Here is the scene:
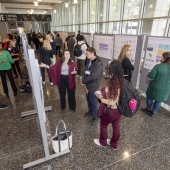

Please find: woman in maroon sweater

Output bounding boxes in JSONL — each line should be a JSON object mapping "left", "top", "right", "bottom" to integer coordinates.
{"left": 40, "top": 50, "right": 78, "bottom": 112}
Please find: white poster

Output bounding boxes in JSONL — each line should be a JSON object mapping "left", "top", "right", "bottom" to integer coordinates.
{"left": 93, "top": 35, "right": 114, "bottom": 60}
{"left": 114, "top": 35, "right": 138, "bottom": 65}
{"left": 143, "top": 37, "right": 170, "bottom": 70}
{"left": 83, "top": 34, "right": 91, "bottom": 47}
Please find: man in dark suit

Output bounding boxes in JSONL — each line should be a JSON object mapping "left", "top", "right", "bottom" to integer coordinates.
{"left": 68, "top": 34, "right": 76, "bottom": 61}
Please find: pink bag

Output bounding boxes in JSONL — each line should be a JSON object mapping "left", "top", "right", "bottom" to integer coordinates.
{"left": 129, "top": 99, "right": 137, "bottom": 111}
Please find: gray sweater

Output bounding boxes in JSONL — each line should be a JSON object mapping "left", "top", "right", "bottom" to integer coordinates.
{"left": 54, "top": 37, "right": 62, "bottom": 46}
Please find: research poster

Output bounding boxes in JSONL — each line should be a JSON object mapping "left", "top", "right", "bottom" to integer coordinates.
{"left": 114, "top": 35, "right": 138, "bottom": 65}
{"left": 83, "top": 34, "right": 91, "bottom": 47}
{"left": 93, "top": 35, "right": 114, "bottom": 60}
{"left": 143, "top": 37, "right": 170, "bottom": 70}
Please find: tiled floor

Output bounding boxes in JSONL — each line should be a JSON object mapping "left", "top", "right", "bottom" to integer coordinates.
{"left": 0, "top": 74, "right": 170, "bottom": 170}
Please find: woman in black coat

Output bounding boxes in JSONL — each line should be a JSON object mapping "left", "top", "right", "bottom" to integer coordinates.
{"left": 118, "top": 44, "right": 134, "bottom": 82}
{"left": 35, "top": 39, "right": 53, "bottom": 85}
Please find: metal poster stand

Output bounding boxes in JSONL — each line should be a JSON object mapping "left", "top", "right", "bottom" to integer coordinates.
{"left": 21, "top": 33, "right": 70, "bottom": 169}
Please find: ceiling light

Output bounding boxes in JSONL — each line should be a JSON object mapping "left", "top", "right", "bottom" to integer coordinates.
{"left": 37, "top": 0, "right": 42, "bottom": 1}
{"left": 149, "top": 4, "right": 153, "bottom": 8}
{"left": 44, "top": 11, "right": 46, "bottom": 13}
{"left": 65, "top": 2, "right": 69, "bottom": 8}
{"left": 74, "top": 0, "right": 78, "bottom": 4}
{"left": 31, "top": 9, "right": 34, "bottom": 12}
{"left": 27, "top": 10, "right": 29, "bottom": 13}
{"left": 33, "top": 2, "right": 39, "bottom": 6}
{"left": 54, "top": 10, "right": 56, "bottom": 13}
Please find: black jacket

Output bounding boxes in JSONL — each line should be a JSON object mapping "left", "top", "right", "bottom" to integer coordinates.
{"left": 82, "top": 56, "right": 103, "bottom": 93}
{"left": 121, "top": 57, "right": 134, "bottom": 82}
{"left": 68, "top": 38, "right": 76, "bottom": 53}
{"left": 36, "top": 47, "right": 53, "bottom": 66}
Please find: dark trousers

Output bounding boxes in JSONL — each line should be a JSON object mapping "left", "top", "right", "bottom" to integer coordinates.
{"left": 11, "top": 60, "right": 21, "bottom": 76}
{"left": 56, "top": 46, "right": 61, "bottom": 57}
{"left": 86, "top": 92, "right": 98, "bottom": 119}
{"left": 77, "top": 59, "right": 85, "bottom": 76}
{"left": 0, "top": 69, "right": 18, "bottom": 95}
{"left": 41, "top": 67, "right": 51, "bottom": 82}
{"left": 99, "top": 108, "right": 121, "bottom": 149}
{"left": 58, "top": 75, "right": 76, "bottom": 110}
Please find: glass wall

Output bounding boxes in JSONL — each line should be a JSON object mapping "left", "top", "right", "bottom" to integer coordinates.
{"left": 50, "top": 0, "right": 170, "bottom": 36}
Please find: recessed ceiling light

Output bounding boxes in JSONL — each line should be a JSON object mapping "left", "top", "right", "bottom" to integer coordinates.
{"left": 65, "top": 2, "right": 69, "bottom": 8}
{"left": 54, "top": 10, "right": 56, "bottom": 13}
{"left": 44, "top": 11, "right": 46, "bottom": 13}
{"left": 74, "top": 0, "right": 78, "bottom": 4}
{"left": 37, "top": 0, "right": 42, "bottom": 1}
{"left": 33, "top": 2, "right": 39, "bottom": 6}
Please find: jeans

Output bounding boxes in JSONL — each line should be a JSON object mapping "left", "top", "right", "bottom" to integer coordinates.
{"left": 146, "top": 97, "right": 161, "bottom": 114}
{"left": 86, "top": 92, "right": 98, "bottom": 119}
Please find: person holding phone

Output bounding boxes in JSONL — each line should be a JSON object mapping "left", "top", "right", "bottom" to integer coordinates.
{"left": 40, "top": 50, "right": 78, "bottom": 112}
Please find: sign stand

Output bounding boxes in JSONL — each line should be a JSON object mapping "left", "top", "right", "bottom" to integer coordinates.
{"left": 22, "top": 33, "right": 70, "bottom": 169}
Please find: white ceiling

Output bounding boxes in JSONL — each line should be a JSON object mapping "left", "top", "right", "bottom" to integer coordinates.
{"left": 0, "top": 0, "right": 64, "bottom": 14}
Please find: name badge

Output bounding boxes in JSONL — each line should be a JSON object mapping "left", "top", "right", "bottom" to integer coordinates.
{"left": 85, "top": 71, "right": 90, "bottom": 75}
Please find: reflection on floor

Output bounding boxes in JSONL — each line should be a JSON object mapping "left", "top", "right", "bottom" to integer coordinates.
{"left": 0, "top": 75, "right": 170, "bottom": 170}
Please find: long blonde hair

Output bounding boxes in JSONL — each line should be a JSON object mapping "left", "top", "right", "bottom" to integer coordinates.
{"left": 43, "top": 39, "right": 52, "bottom": 50}
{"left": 118, "top": 44, "right": 131, "bottom": 63}
{"left": 3, "top": 36, "right": 9, "bottom": 43}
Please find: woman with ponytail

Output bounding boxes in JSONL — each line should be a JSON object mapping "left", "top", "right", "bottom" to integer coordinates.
{"left": 141, "top": 52, "right": 170, "bottom": 118}
{"left": 94, "top": 60, "right": 124, "bottom": 150}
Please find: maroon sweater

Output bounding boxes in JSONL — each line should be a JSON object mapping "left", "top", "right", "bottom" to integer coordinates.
{"left": 49, "top": 61, "right": 78, "bottom": 89}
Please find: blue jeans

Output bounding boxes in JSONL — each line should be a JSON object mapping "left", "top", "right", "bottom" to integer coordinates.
{"left": 146, "top": 97, "right": 161, "bottom": 114}
{"left": 86, "top": 92, "right": 98, "bottom": 119}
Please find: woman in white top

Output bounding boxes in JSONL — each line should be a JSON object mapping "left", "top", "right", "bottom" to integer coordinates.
{"left": 74, "top": 35, "right": 87, "bottom": 79}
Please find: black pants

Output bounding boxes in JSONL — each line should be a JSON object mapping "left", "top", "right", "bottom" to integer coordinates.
{"left": 41, "top": 67, "right": 51, "bottom": 82}
{"left": 56, "top": 46, "right": 61, "bottom": 57}
{"left": 58, "top": 75, "right": 76, "bottom": 110}
{"left": 0, "top": 69, "right": 18, "bottom": 95}
{"left": 11, "top": 60, "right": 21, "bottom": 76}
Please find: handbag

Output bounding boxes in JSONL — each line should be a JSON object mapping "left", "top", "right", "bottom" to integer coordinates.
{"left": 51, "top": 119, "right": 72, "bottom": 153}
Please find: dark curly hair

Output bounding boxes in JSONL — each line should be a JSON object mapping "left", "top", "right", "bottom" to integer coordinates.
{"left": 107, "top": 60, "right": 124, "bottom": 101}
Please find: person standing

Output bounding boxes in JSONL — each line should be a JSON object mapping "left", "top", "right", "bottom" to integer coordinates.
{"left": 35, "top": 39, "right": 53, "bottom": 85}
{"left": 14, "top": 32, "right": 20, "bottom": 50}
{"left": 46, "top": 33, "right": 56, "bottom": 65}
{"left": 54, "top": 34, "right": 62, "bottom": 58}
{"left": 7, "top": 41, "right": 22, "bottom": 78}
{"left": 82, "top": 47, "right": 103, "bottom": 125}
{"left": 33, "top": 34, "right": 40, "bottom": 50}
{"left": 118, "top": 44, "right": 134, "bottom": 82}
{"left": 0, "top": 42, "right": 18, "bottom": 97}
{"left": 40, "top": 50, "right": 78, "bottom": 111}
{"left": 76, "top": 30, "right": 80, "bottom": 42}
{"left": 68, "top": 34, "right": 76, "bottom": 61}
{"left": 75, "top": 35, "right": 87, "bottom": 79}
{"left": 141, "top": 52, "right": 170, "bottom": 117}
{"left": 94, "top": 60, "right": 124, "bottom": 150}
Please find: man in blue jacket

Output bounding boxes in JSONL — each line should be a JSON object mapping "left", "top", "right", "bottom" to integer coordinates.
{"left": 82, "top": 47, "right": 103, "bottom": 125}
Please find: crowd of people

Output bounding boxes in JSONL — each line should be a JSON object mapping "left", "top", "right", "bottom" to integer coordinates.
{"left": 0, "top": 30, "right": 170, "bottom": 151}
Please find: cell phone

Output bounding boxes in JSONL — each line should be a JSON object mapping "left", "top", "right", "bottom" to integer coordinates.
{"left": 95, "top": 91, "right": 102, "bottom": 95}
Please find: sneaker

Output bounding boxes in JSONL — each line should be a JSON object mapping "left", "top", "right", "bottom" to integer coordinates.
{"left": 94, "top": 139, "right": 106, "bottom": 147}
{"left": 107, "top": 140, "right": 118, "bottom": 150}
{"left": 150, "top": 111, "right": 156, "bottom": 118}
{"left": 42, "top": 82, "right": 45, "bottom": 85}
{"left": 92, "top": 118, "right": 98, "bottom": 126}
{"left": 50, "top": 82, "right": 53, "bottom": 86}
{"left": 84, "top": 111, "right": 92, "bottom": 117}
{"left": 141, "top": 108, "right": 152, "bottom": 115}
{"left": 0, "top": 104, "right": 9, "bottom": 109}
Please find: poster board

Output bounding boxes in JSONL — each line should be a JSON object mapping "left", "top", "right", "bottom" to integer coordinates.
{"left": 139, "top": 36, "right": 170, "bottom": 105}
{"left": 113, "top": 35, "right": 144, "bottom": 87}
{"left": 93, "top": 34, "right": 114, "bottom": 60}
{"left": 82, "top": 32, "right": 92, "bottom": 47}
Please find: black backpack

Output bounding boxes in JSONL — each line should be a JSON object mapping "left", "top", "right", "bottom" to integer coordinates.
{"left": 74, "top": 43, "right": 85, "bottom": 57}
{"left": 117, "top": 79, "right": 141, "bottom": 118}
{"left": 21, "top": 65, "right": 29, "bottom": 79}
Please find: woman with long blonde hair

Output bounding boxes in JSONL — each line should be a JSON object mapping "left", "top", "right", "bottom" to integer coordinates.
{"left": 118, "top": 44, "right": 134, "bottom": 82}
{"left": 3, "top": 36, "right": 9, "bottom": 50}
{"left": 35, "top": 39, "right": 53, "bottom": 85}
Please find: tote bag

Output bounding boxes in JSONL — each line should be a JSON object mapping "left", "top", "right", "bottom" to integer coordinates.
{"left": 51, "top": 119, "right": 72, "bottom": 153}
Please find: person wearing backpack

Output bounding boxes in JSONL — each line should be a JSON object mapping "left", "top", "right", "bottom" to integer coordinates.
{"left": 141, "top": 52, "right": 170, "bottom": 118}
{"left": 94, "top": 60, "right": 124, "bottom": 150}
{"left": 118, "top": 44, "right": 134, "bottom": 82}
{"left": 74, "top": 35, "right": 87, "bottom": 79}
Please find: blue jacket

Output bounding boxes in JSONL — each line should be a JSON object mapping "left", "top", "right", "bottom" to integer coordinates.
{"left": 50, "top": 41, "right": 56, "bottom": 55}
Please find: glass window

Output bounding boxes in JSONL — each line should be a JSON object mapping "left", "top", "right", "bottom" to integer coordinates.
{"left": 72, "top": 4, "right": 76, "bottom": 24}
{"left": 89, "top": 24, "right": 95, "bottom": 33}
{"left": 98, "top": 23, "right": 106, "bottom": 33}
{"left": 141, "top": 19, "right": 167, "bottom": 36}
{"left": 143, "top": 0, "right": 170, "bottom": 18}
{"left": 82, "top": 0, "right": 88, "bottom": 23}
{"left": 76, "top": 0, "right": 81, "bottom": 24}
{"left": 68, "top": 5, "right": 72, "bottom": 25}
{"left": 108, "top": 22, "right": 120, "bottom": 34}
{"left": 98, "top": 0, "right": 107, "bottom": 22}
{"left": 109, "top": 0, "right": 121, "bottom": 21}
{"left": 122, "top": 21, "right": 138, "bottom": 35}
{"left": 123, "top": 0, "right": 142, "bottom": 20}
{"left": 82, "top": 24, "right": 88, "bottom": 32}
{"left": 90, "top": 0, "right": 96, "bottom": 23}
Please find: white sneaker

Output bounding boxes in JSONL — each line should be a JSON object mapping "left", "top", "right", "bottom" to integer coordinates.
{"left": 107, "top": 139, "right": 118, "bottom": 150}
{"left": 50, "top": 82, "right": 53, "bottom": 86}
{"left": 77, "top": 75, "right": 80, "bottom": 77}
{"left": 94, "top": 139, "right": 106, "bottom": 147}
{"left": 42, "top": 82, "right": 45, "bottom": 85}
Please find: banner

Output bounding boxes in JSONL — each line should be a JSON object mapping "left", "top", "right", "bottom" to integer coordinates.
{"left": 0, "top": 14, "right": 51, "bottom": 22}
